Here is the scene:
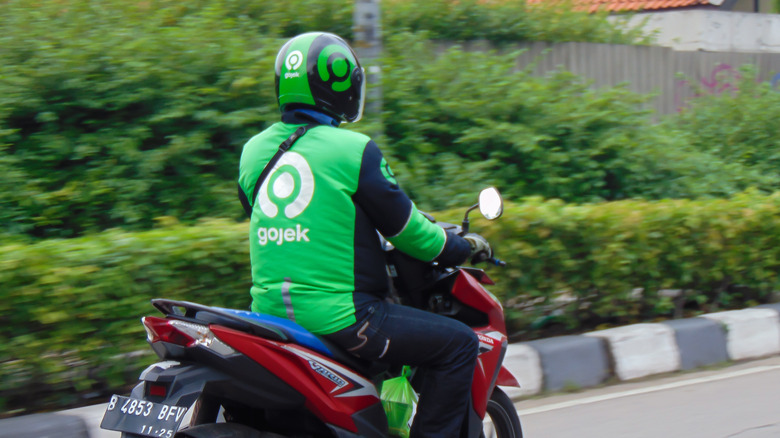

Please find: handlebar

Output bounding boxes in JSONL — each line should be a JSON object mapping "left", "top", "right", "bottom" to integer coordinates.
{"left": 420, "top": 219, "right": 508, "bottom": 267}
{"left": 488, "top": 257, "right": 507, "bottom": 267}
{"left": 470, "top": 249, "right": 507, "bottom": 268}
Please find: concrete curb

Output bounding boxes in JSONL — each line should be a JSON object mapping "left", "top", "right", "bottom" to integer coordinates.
{"left": 524, "top": 335, "right": 610, "bottom": 392}
{"left": 0, "top": 412, "right": 91, "bottom": 438}
{"left": 6, "top": 304, "right": 780, "bottom": 437}
{"left": 585, "top": 323, "right": 680, "bottom": 380}
{"left": 662, "top": 317, "right": 728, "bottom": 370}
{"left": 757, "top": 302, "right": 780, "bottom": 315}
{"left": 701, "top": 308, "right": 780, "bottom": 360}
{"left": 502, "top": 343, "right": 544, "bottom": 399}
{"left": 507, "top": 304, "right": 780, "bottom": 397}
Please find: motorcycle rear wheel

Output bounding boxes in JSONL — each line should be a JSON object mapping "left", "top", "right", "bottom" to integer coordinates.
{"left": 121, "top": 423, "right": 277, "bottom": 438}
{"left": 481, "top": 387, "right": 523, "bottom": 438}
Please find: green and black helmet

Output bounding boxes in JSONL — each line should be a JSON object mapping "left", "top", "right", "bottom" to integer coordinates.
{"left": 274, "top": 32, "right": 366, "bottom": 123}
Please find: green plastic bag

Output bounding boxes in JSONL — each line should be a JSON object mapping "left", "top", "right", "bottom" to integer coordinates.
{"left": 380, "top": 366, "right": 418, "bottom": 438}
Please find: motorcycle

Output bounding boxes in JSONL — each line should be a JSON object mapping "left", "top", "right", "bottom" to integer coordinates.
{"left": 100, "top": 187, "right": 523, "bottom": 438}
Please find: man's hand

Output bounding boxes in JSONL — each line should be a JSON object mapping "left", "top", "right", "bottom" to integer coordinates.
{"left": 464, "top": 233, "right": 492, "bottom": 263}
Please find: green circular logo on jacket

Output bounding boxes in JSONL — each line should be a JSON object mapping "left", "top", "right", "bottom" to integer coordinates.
{"left": 257, "top": 152, "right": 315, "bottom": 219}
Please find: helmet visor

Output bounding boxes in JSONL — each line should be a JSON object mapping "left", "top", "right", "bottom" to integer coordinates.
{"left": 351, "top": 67, "right": 366, "bottom": 123}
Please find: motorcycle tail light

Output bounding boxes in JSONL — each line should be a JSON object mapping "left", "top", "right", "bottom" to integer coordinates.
{"left": 148, "top": 383, "right": 167, "bottom": 397}
{"left": 143, "top": 316, "right": 196, "bottom": 346}
{"left": 142, "top": 316, "right": 235, "bottom": 356}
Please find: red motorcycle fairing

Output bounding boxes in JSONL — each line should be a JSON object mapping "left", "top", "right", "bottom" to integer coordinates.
{"left": 450, "top": 270, "right": 519, "bottom": 418}
{"left": 451, "top": 271, "right": 506, "bottom": 334}
{"left": 210, "top": 324, "right": 387, "bottom": 436}
{"left": 470, "top": 328, "right": 508, "bottom": 417}
{"left": 497, "top": 366, "right": 521, "bottom": 387}
{"left": 461, "top": 267, "right": 495, "bottom": 285}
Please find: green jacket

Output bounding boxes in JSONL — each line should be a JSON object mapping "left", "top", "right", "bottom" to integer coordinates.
{"left": 238, "top": 111, "right": 470, "bottom": 334}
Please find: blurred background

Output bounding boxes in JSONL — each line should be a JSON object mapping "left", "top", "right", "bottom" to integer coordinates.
{"left": 3, "top": 0, "right": 780, "bottom": 418}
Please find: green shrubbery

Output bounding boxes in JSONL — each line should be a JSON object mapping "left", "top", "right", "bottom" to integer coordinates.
{"left": 2, "top": 4, "right": 772, "bottom": 239}
{"left": 0, "top": 218, "right": 251, "bottom": 414}
{"left": 4, "top": 193, "right": 780, "bottom": 413}
{"left": 664, "top": 66, "right": 780, "bottom": 179}
{"left": 486, "top": 193, "right": 780, "bottom": 337}
{"left": 383, "top": 0, "right": 653, "bottom": 45}
{"left": 381, "top": 34, "right": 777, "bottom": 210}
{"left": 0, "top": 0, "right": 656, "bottom": 239}
{"left": 0, "top": 1, "right": 283, "bottom": 238}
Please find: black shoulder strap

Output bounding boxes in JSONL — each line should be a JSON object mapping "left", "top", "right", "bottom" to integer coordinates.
{"left": 239, "top": 123, "right": 317, "bottom": 218}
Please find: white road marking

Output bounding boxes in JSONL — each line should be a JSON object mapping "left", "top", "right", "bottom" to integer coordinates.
{"left": 516, "top": 364, "right": 780, "bottom": 416}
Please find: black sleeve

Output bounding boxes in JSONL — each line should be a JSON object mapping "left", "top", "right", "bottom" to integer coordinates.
{"left": 438, "top": 231, "right": 472, "bottom": 267}
{"left": 354, "top": 140, "right": 472, "bottom": 266}
{"left": 353, "top": 140, "right": 414, "bottom": 237}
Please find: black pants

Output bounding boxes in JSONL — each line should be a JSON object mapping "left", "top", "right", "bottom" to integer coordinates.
{"left": 324, "top": 293, "right": 479, "bottom": 438}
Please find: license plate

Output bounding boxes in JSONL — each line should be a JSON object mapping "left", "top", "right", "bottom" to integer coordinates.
{"left": 100, "top": 395, "right": 188, "bottom": 438}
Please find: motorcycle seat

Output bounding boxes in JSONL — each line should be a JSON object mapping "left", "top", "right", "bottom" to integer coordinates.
{"left": 214, "top": 308, "right": 333, "bottom": 356}
{"left": 215, "top": 308, "right": 378, "bottom": 377}
{"left": 149, "top": 300, "right": 378, "bottom": 377}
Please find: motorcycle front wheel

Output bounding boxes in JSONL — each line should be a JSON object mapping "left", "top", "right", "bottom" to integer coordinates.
{"left": 481, "top": 387, "right": 523, "bottom": 438}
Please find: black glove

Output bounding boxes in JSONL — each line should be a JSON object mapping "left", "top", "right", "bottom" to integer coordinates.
{"left": 463, "top": 233, "right": 492, "bottom": 264}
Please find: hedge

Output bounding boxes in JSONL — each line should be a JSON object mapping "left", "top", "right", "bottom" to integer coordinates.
{"left": 0, "top": 0, "right": 657, "bottom": 240}
{"left": 382, "top": 0, "right": 653, "bottom": 45}
{"left": 3, "top": 1, "right": 776, "bottom": 240}
{"left": 4, "top": 192, "right": 780, "bottom": 413}
{"left": 664, "top": 66, "right": 780, "bottom": 180}
{"left": 381, "top": 34, "right": 777, "bottom": 210}
{"left": 0, "top": 1, "right": 282, "bottom": 238}
{"left": 487, "top": 192, "right": 780, "bottom": 336}
{"left": 0, "top": 218, "right": 252, "bottom": 415}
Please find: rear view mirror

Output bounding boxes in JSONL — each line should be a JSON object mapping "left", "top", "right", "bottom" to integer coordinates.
{"left": 478, "top": 187, "right": 503, "bottom": 220}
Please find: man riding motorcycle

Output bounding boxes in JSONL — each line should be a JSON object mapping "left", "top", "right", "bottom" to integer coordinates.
{"left": 237, "top": 32, "right": 492, "bottom": 438}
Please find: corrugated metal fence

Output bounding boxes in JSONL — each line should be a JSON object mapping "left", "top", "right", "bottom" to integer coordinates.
{"left": 503, "top": 42, "right": 780, "bottom": 114}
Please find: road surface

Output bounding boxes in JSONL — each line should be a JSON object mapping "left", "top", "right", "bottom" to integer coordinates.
{"left": 72, "top": 356, "right": 780, "bottom": 437}
{"left": 515, "top": 356, "right": 780, "bottom": 437}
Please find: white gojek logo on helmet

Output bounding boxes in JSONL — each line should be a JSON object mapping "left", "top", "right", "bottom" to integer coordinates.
{"left": 257, "top": 152, "right": 314, "bottom": 219}
{"left": 284, "top": 50, "right": 304, "bottom": 79}
{"left": 285, "top": 50, "right": 303, "bottom": 71}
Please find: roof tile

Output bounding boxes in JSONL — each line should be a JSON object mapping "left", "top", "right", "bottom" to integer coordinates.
{"left": 528, "top": 0, "right": 712, "bottom": 11}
